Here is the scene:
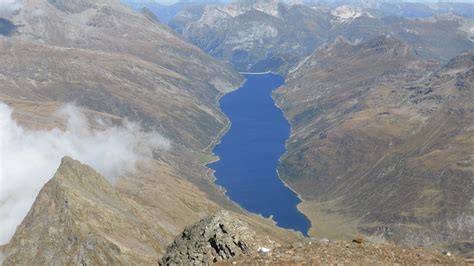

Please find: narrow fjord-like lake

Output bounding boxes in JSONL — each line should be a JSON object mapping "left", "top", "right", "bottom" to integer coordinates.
{"left": 209, "top": 73, "right": 310, "bottom": 236}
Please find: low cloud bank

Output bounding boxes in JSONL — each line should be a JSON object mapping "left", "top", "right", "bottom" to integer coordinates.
{"left": 0, "top": 102, "right": 169, "bottom": 244}
{"left": 0, "top": 0, "right": 22, "bottom": 17}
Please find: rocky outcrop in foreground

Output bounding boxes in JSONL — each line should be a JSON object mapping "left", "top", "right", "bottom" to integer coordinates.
{"left": 161, "top": 210, "right": 278, "bottom": 265}
{"left": 162, "top": 212, "right": 469, "bottom": 265}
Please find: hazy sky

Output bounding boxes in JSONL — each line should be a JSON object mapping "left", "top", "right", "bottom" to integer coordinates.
{"left": 0, "top": 0, "right": 22, "bottom": 17}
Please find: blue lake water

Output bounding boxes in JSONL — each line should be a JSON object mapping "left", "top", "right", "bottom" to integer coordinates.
{"left": 209, "top": 73, "right": 311, "bottom": 236}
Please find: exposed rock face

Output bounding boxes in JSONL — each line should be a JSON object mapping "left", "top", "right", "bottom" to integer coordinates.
{"left": 275, "top": 36, "right": 473, "bottom": 254}
{"left": 2, "top": 157, "right": 167, "bottom": 265}
{"left": 171, "top": 2, "right": 331, "bottom": 73}
{"left": 170, "top": 1, "right": 473, "bottom": 74}
{"left": 161, "top": 211, "right": 278, "bottom": 265}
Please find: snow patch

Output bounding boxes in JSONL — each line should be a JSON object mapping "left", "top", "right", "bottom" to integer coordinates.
{"left": 331, "top": 6, "right": 374, "bottom": 23}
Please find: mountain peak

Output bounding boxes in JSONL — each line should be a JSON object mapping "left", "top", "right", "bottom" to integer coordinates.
{"left": 2, "top": 157, "right": 167, "bottom": 264}
{"left": 444, "top": 51, "right": 474, "bottom": 70}
{"left": 326, "top": 35, "right": 353, "bottom": 51}
{"left": 359, "top": 35, "right": 412, "bottom": 57}
{"left": 51, "top": 156, "right": 118, "bottom": 197}
{"left": 56, "top": 156, "right": 97, "bottom": 178}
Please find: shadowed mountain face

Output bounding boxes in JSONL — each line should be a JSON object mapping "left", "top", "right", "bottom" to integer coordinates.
{"left": 170, "top": 2, "right": 473, "bottom": 74}
{"left": 274, "top": 36, "right": 473, "bottom": 253}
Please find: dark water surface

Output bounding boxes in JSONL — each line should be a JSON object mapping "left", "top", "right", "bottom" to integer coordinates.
{"left": 209, "top": 73, "right": 310, "bottom": 236}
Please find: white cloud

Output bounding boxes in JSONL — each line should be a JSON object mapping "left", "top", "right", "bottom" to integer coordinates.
{"left": 0, "top": 102, "right": 170, "bottom": 245}
{"left": 0, "top": 0, "right": 22, "bottom": 17}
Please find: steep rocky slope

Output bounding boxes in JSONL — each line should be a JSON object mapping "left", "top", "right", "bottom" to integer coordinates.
{"left": 274, "top": 36, "right": 473, "bottom": 254}
{"left": 0, "top": 38, "right": 228, "bottom": 150}
{"left": 0, "top": 0, "right": 244, "bottom": 191}
{"left": 170, "top": 1, "right": 473, "bottom": 74}
{"left": 2, "top": 157, "right": 169, "bottom": 264}
{"left": 0, "top": 36, "right": 239, "bottom": 227}
{"left": 0, "top": 0, "right": 244, "bottom": 245}
{"left": 10, "top": 0, "right": 241, "bottom": 95}
{"left": 1, "top": 158, "right": 300, "bottom": 264}
{"left": 3, "top": 0, "right": 243, "bottom": 150}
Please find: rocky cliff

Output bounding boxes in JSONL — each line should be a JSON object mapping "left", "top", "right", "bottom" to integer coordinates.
{"left": 161, "top": 210, "right": 277, "bottom": 265}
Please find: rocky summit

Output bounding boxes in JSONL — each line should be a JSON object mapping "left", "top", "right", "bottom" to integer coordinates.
{"left": 161, "top": 210, "right": 278, "bottom": 265}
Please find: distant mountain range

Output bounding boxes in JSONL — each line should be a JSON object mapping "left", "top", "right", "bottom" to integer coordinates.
{"left": 122, "top": 0, "right": 220, "bottom": 22}
{"left": 169, "top": 0, "right": 473, "bottom": 73}
{"left": 307, "top": 0, "right": 474, "bottom": 18}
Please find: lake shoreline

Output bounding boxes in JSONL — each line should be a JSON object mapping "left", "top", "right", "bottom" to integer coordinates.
{"left": 207, "top": 73, "right": 311, "bottom": 236}
{"left": 272, "top": 91, "right": 313, "bottom": 237}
